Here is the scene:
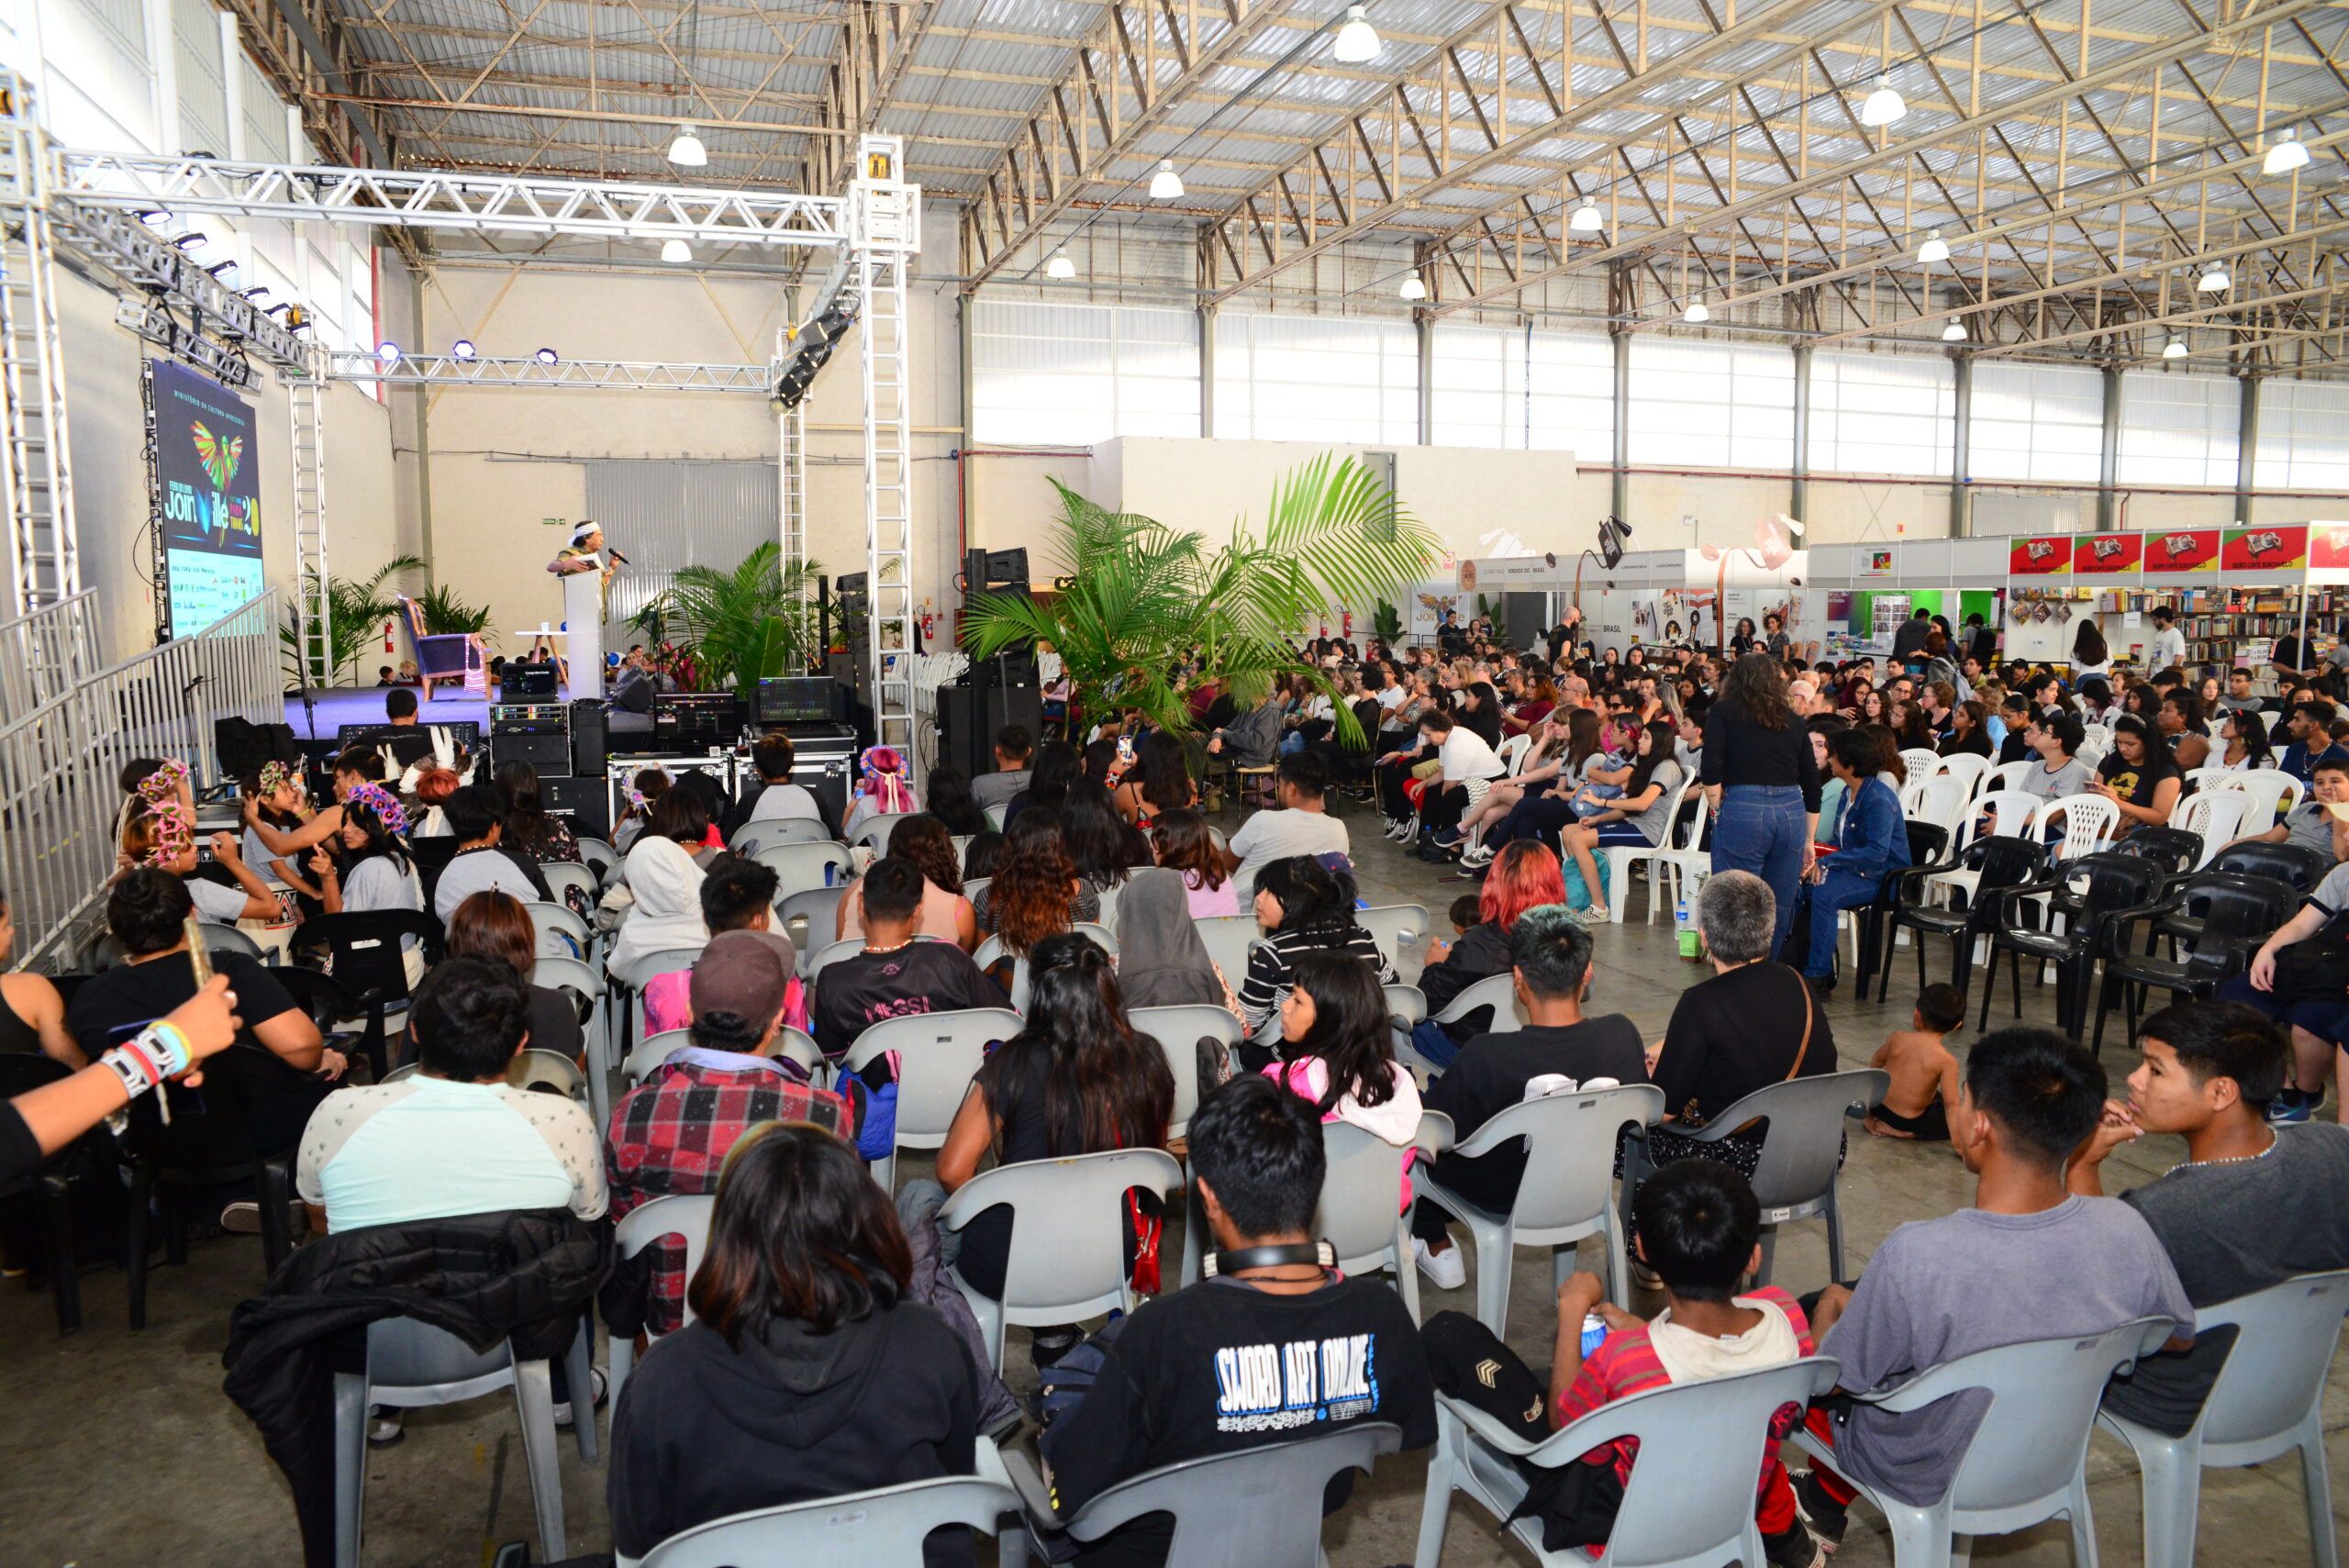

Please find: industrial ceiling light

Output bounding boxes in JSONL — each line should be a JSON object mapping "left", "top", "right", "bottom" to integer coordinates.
{"left": 1942, "top": 318, "right": 1966, "bottom": 341}
{"left": 534, "top": 347, "right": 561, "bottom": 365}
{"left": 2264, "top": 132, "right": 2310, "bottom": 175}
{"left": 2197, "top": 261, "right": 2231, "bottom": 293}
{"left": 661, "top": 238, "right": 693, "bottom": 263}
{"left": 1045, "top": 250, "right": 1076, "bottom": 279}
{"left": 1918, "top": 229, "right": 1950, "bottom": 264}
{"left": 2163, "top": 337, "right": 2188, "bottom": 359}
{"left": 451, "top": 339, "right": 477, "bottom": 361}
{"left": 1683, "top": 295, "right": 1710, "bottom": 323}
{"left": 1859, "top": 74, "right": 1907, "bottom": 128}
{"left": 375, "top": 341, "right": 401, "bottom": 365}
{"left": 667, "top": 123, "right": 707, "bottom": 167}
{"left": 1399, "top": 269, "right": 1427, "bottom": 301}
{"left": 1149, "top": 159, "right": 1185, "bottom": 200}
{"left": 1332, "top": 5, "right": 1380, "bottom": 61}
{"left": 1569, "top": 200, "right": 1604, "bottom": 234}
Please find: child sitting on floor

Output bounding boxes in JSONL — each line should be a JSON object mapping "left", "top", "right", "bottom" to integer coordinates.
{"left": 1863, "top": 983, "right": 1964, "bottom": 1140}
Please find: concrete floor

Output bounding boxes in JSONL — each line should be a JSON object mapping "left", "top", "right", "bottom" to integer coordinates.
{"left": 6, "top": 790, "right": 2346, "bottom": 1567}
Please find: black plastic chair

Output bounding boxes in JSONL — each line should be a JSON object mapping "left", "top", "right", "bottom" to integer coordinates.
{"left": 2207, "top": 840, "right": 2329, "bottom": 894}
{"left": 1854, "top": 820, "right": 1949, "bottom": 995}
{"left": 1878, "top": 835, "right": 2050, "bottom": 1004}
{"left": 2108, "top": 827, "right": 2206, "bottom": 884}
{"left": 288, "top": 910, "right": 446, "bottom": 1080}
{"left": 0, "top": 1054, "right": 109, "bottom": 1334}
{"left": 121, "top": 1074, "right": 295, "bottom": 1329}
{"left": 2091, "top": 873, "right": 2301, "bottom": 1056}
{"left": 408, "top": 836, "right": 460, "bottom": 905}
{"left": 1978, "top": 853, "right": 2168, "bottom": 1042}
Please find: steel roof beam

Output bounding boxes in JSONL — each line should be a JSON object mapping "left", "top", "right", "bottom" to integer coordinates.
{"left": 327, "top": 353, "right": 774, "bottom": 389}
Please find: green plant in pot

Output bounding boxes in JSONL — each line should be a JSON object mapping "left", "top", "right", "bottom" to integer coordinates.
{"left": 630, "top": 542, "right": 823, "bottom": 695}
{"left": 280, "top": 554, "right": 427, "bottom": 686}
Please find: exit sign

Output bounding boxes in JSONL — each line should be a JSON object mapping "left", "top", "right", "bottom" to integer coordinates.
{"left": 543, "top": 517, "right": 567, "bottom": 527}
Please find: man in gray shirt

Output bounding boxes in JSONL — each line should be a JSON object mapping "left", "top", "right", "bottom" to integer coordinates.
{"left": 1792, "top": 1027, "right": 2193, "bottom": 1541}
{"left": 2070, "top": 1000, "right": 2349, "bottom": 1438}
{"left": 2230, "top": 757, "right": 2348, "bottom": 865}
{"left": 429, "top": 784, "right": 551, "bottom": 924}
{"left": 970, "top": 725, "right": 1033, "bottom": 811}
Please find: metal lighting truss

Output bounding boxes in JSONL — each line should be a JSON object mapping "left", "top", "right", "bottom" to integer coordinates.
{"left": 50, "top": 200, "right": 316, "bottom": 373}
{"left": 52, "top": 150, "right": 853, "bottom": 248}
{"left": 289, "top": 378, "right": 330, "bottom": 687}
{"left": 848, "top": 139, "right": 919, "bottom": 759}
{"left": 0, "top": 80, "right": 79, "bottom": 617}
{"left": 328, "top": 353, "right": 774, "bottom": 391}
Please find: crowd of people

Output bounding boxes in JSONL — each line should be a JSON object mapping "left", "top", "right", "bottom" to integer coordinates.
{"left": 6, "top": 609, "right": 2349, "bottom": 1568}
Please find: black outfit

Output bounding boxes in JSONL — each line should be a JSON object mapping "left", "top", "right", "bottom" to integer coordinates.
{"left": 68, "top": 952, "right": 321, "bottom": 1158}
{"left": 1461, "top": 702, "right": 1503, "bottom": 751}
{"left": 1546, "top": 625, "right": 1571, "bottom": 664}
{"left": 1698, "top": 705, "right": 1824, "bottom": 812}
{"left": 1998, "top": 727, "right": 2032, "bottom": 766}
{"left": 610, "top": 1301, "right": 982, "bottom": 1565}
{"left": 952, "top": 1056, "right": 1143, "bottom": 1300}
{"left": 1416, "top": 921, "right": 1515, "bottom": 1051}
{"left": 1938, "top": 728, "right": 1992, "bottom": 758}
{"left": 1967, "top": 624, "right": 1998, "bottom": 665}
{"left": 1649, "top": 961, "right": 1835, "bottom": 1126}
{"left": 2274, "top": 634, "right": 2307, "bottom": 678}
{"left": 1891, "top": 617, "right": 1932, "bottom": 662}
{"left": 0, "top": 1103, "right": 43, "bottom": 1188}
{"left": 1411, "top": 1018, "right": 1649, "bottom": 1244}
{"left": 0, "top": 988, "right": 41, "bottom": 1055}
{"left": 2098, "top": 751, "right": 2179, "bottom": 819}
{"left": 809, "top": 943, "right": 1007, "bottom": 1059}
{"left": 1044, "top": 1274, "right": 1436, "bottom": 1567}
{"left": 221, "top": 1207, "right": 609, "bottom": 1567}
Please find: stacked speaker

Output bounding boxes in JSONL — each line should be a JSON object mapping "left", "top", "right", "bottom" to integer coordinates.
{"left": 941, "top": 547, "right": 1042, "bottom": 779}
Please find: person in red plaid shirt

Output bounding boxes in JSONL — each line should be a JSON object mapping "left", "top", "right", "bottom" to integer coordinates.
{"left": 605, "top": 930, "right": 855, "bottom": 1334}
{"left": 1552, "top": 1160, "right": 1822, "bottom": 1568}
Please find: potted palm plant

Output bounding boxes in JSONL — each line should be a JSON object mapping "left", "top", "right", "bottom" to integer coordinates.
{"left": 629, "top": 542, "right": 823, "bottom": 695}
{"left": 280, "top": 555, "right": 427, "bottom": 687}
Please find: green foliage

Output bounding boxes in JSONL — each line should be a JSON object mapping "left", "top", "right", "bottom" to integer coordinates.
{"left": 411, "top": 584, "right": 492, "bottom": 636}
{"left": 960, "top": 454, "right": 1439, "bottom": 746}
{"left": 280, "top": 555, "right": 427, "bottom": 686}
{"left": 629, "top": 543, "right": 823, "bottom": 695}
{"left": 1372, "top": 599, "right": 1404, "bottom": 644}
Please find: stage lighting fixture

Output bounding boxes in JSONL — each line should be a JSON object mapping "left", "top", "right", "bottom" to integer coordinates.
{"left": 661, "top": 238, "right": 693, "bottom": 263}
{"left": 2197, "top": 261, "right": 2230, "bottom": 293}
{"left": 2163, "top": 337, "right": 2188, "bottom": 359}
{"left": 1332, "top": 5, "right": 1380, "bottom": 61}
{"left": 667, "top": 124, "right": 707, "bottom": 166}
{"left": 205, "top": 261, "right": 237, "bottom": 280}
{"left": 451, "top": 339, "right": 477, "bottom": 361}
{"left": 240, "top": 287, "right": 269, "bottom": 301}
{"left": 1942, "top": 319, "right": 1966, "bottom": 341}
{"left": 1683, "top": 296, "right": 1710, "bottom": 323}
{"left": 2265, "top": 133, "right": 2310, "bottom": 175}
{"left": 1859, "top": 75, "right": 1907, "bottom": 128}
{"left": 535, "top": 347, "right": 561, "bottom": 365}
{"left": 376, "top": 341, "right": 401, "bottom": 365}
{"left": 264, "top": 303, "right": 290, "bottom": 317}
{"left": 1918, "top": 229, "right": 1949, "bottom": 263}
{"left": 172, "top": 232, "right": 206, "bottom": 251}
{"left": 1046, "top": 250, "right": 1075, "bottom": 279}
{"left": 1149, "top": 159, "right": 1185, "bottom": 200}
{"left": 1398, "top": 270, "right": 1427, "bottom": 301}
{"left": 138, "top": 209, "right": 171, "bottom": 227}
{"left": 1597, "top": 514, "right": 1631, "bottom": 569}
{"left": 1569, "top": 200, "right": 1604, "bottom": 233}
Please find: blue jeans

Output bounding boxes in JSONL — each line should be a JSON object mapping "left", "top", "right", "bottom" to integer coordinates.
{"left": 1712, "top": 784, "right": 1809, "bottom": 960}
{"left": 1801, "top": 866, "right": 1881, "bottom": 979}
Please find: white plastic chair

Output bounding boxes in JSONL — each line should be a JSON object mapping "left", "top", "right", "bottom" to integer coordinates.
{"left": 623, "top": 1025, "right": 823, "bottom": 1087}
{"left": 605, "top": 1194, "right": 716, "bottom": 1408}
{"left": 983, "top": 802, "right": 1008, "bottom": 831}
{"left": 608, "top": 945, "right": 706, "bottom": 1085}
{"left": 1899, "top": 775, "right": 1968, "bottom": 835}
{"left": 1602, "top": 772, "right": 1695, "bottom": 925}
{"left": 2032, "top": 793, "right": 2121, "bottom": 859}
{"left": 1899, "top": 746, "right": 1943, "bottom": 781}
{"left": 1646, "top": 787, "right": 1715, "bottom": 925}
{"left": 333, "top": 1315, "right": 597, "bottom": 1567}
{"left": 1987, "top": 759, "right": 2034, "bottom": 796}
{"left": 2082, "top": 722, "right": 2112, "bottom": 751}
{"left": 1419, "top": 1082, "right": 1665, "bottom": 1337}
{"left": 1497, "top": 733, "right": 1532, "bottom": 776}
{"left": 754, "top": 840, "right": 855, "bottom": 898}
{"left": 2232, "top": 765, "right": 2303, "bottom": 826}
{"left": 1932, "top": 789, "right": 2040, "bottom": 906}
{"left": 1126, "top": 1004, "right": 1241, "bottom": 1138}
{"left": 959, "top": 876, "right": 990, "bottom": 908}
{"left": 540, "top": 862, "right": 598, "bottom": 914}
{"left": 1357, "top": 903, "right": 1431, "bottom": 972}
{"left": 937, "top": 1146, "right": 1184, "bottom": 1370}
{"left": 2099, "top": 1268, "right": 2349, "bottom": 1568}
{"left": 532, "top": 952, "right": 610, "bottom": 1125}
{"left": 847, "top": 811, "right": 918, "bottom": 852}
{"left": 776, "top": 884, "right": 848, "bottom": 968}
{"left": 1426, "top": 971, "right": 1522, "bottom": 1043}
{"left": 2174, "top": 789, "right": 2253, "bottom": 865}
{"left": 1932, "top": 751, "right": 1992, "bottom": 800}
{"left": 634, "top": 1476, "right": 1023, "bottom": 1568}
{"left": 727, "top": 817, "right": 832, "bottom": 855}
{"left": 845, "top": 1006, "right": 1021, "bottom": 1191}
{"left": 520, "top": 899, "right": 590, "bottom": 963}
{"left": 1419, "top": 1358, "right": 1840, "bottom": 1568}
{"left": 1193, "top": 913, "right": 1264, "bottom": 982}
{"left": 574, "top": 838, "right": 618, "bottom": 887}
{"left": 1791, "top": 1318, "right": 2176, "bottom": 1568}
{"left": 1318, "top": 1118, "right": 1443, "bottom": 1322}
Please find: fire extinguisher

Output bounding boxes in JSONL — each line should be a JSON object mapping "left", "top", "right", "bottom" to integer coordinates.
{"left": 384, "top": 620, "right": 395, "bottom": 651}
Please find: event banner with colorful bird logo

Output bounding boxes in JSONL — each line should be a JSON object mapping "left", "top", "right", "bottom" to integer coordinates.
{"left": 151, "top": 358, "right": 265, "bottom": 637}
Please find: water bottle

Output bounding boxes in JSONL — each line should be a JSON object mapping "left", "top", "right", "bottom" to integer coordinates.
{"left": 1675, "top": 885, "right": 1702, "bottom": 962}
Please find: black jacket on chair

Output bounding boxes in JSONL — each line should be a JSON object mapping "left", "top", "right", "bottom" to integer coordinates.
{"left": 221, "top": 1207, "right": 612, "bottom": 1566}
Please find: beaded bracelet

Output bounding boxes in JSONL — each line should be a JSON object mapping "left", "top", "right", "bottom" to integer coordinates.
{"left": 99, "top": 1021, "right": 195, "bottom": 1123}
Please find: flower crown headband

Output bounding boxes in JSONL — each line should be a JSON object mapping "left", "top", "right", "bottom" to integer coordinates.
{"left": 256, "top": 761, "right": 295, "bottom": 797}
{"left": 139, "top": 802, "right": 195, "bottom": 867}
{"left": 627, "top": 767, "right": 673, "bottom": 812}
{"left": 342, "top": 781, "right": 409, "bottom": 837}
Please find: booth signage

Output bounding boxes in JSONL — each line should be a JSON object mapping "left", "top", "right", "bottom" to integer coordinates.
{"left": 2221, "top": 525, "right": 2308, "bottom": 573}
{"left": 2075, "top": 533, "right": 2143, "bottom": 574}
{"left": 2310, "top": 525, "right": 2349, "bottom": 572}
{"left": 2008, "top": 536, "right": 2072, "bottom": 575}
{"left": 2144, "top": 529, "right": 2220, "bottom": 573}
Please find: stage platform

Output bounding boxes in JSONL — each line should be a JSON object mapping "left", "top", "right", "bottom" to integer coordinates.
{"left": 283, "top": 686, "right": 495, "bottom": 742}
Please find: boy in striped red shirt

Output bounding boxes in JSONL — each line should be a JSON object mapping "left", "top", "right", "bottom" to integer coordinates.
{"left": 1553, "top": 1160, "right": 1823, "bottom": 1568}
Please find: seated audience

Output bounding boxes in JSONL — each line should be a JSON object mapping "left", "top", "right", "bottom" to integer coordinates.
{"left": 2015, "top": 712, "right": 2093, "bottom": 801}
{"left": 838, "top": 814, "right": 978, "bottom": 950}
{"left": 606, "top": 828, "right": 711, "bottom": 978}
{"left": 1237, "top": 856, "right": 1398, "bottom": 1047}
{"left": 1113, "top": 867, "right": 1233, "bottom": 1009}
{"left": 923, "top": 766, "right": 990, "bottom": 837}
{"left": 430, "top": 784, "right": 554, "bottom": 923}
{"left": 973, "top": 725, "right": 1034, "bottom": 811}
{"left": 311, "top": 792, "right": 425, "bottom": 984}
{"left": 845, "top": 745, "right": 918, "bottom": 841}
{"left": 1415, "top": 841, "right": 1566, "bottom": 1068}
{"left": 1061, "top": 778, "right": 1154, "bottom": 890}
{"left": 0, "top": 975, "right": 237, "bottom": 1189}
{"left": 1040, "top": 1074, "right": 1434, "bottom": 1563}
{"left": 810, "top": 857, "right": 1003, "bottom": 1060}
{"left": 120, "top": 805, "right": 281, "bottom": 927}
{"left": 2232, "top": 756, "right": 2348, "bottom": 864}
{"left": 735, "top": 732, "right": 825, "bottom": 828}
{"left": 643, "top": 856, "right": 801, "bottom": 1039}
{"left": 1793, "top": 1026, "right": 2193, "bottom": 1550}
{"left": 1150, "top": 808, "right": 1238, "bottom": 918}
{"left": 1794, "top": 730, "right": 1910, "bottom": 992}
{"left": 1412, "top": 906, "right": 1646, "bottom": 1289}
{"left": 1221, "top": 753, "right": 1349, "bottom": 894}
{"left": 1263, "top": 951, "right": 1422, "bottom": 1210}
{"left": 607, "top": 931, "right": 856, "bottom": 1334}
{"left": 1863, "top": 984, "right": 1964, "bottom": 1140}
{"left": 434, "top": 890, "right": 586, "bottom": 1063}
{"left": 607, "top": 1122, "right": 981, "bottom": 1564}
{"left": 2087, "top": 715, "right": 2183, "bottom": 838}
{"left": 2070, "top": 1001, "right": 2349, "bottom": 1437}
{"left": 1115, "top": 732, "right": 1198, "bottom": 829}
{"left": 936, "top": 933, "right": 1172, "bottom": 1348}
{"left": 1006, "top": 740, "right": 1077, "bottom": 822}
{"left": 971, "top": 809, "right": 1100, "bottom": 951}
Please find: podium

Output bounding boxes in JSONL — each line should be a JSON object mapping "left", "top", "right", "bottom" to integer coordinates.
{"left": 562, "top": 571, "right": 604, "bottom": 705}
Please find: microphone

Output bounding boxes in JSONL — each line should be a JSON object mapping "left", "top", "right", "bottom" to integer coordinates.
{"left": 607, "top": 548, "right": 630, "bottom": 565}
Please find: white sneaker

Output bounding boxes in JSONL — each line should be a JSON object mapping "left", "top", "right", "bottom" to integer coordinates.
{"left": 1413, "top": 1237, "right": 1467, "bottom": 1291}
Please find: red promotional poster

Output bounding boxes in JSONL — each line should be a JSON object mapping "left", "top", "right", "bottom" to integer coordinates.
{"left": 2009, "top": 536, "right": 2072, "bottom": 574}
{"left": 2075, "top": 533, "right": 2143, "bottom": 574}
{"left": 2144, "top": 529, "right": 2220, "bottom": 573}
{"left": 2221, "top": 525, "right": 2308, "bottom": 573}
{"left": 2310, "top": 524, "right": 2349, "bottom": 571}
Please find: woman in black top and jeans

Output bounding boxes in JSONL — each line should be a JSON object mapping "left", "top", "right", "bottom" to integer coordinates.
{"left": 1699, "top": 654, "right": 1821, "bottom": 961}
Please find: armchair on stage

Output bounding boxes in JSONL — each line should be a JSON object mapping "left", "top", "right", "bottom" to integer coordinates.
{"left": 395, "top": 597, "right": 488, "bottom": 699}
